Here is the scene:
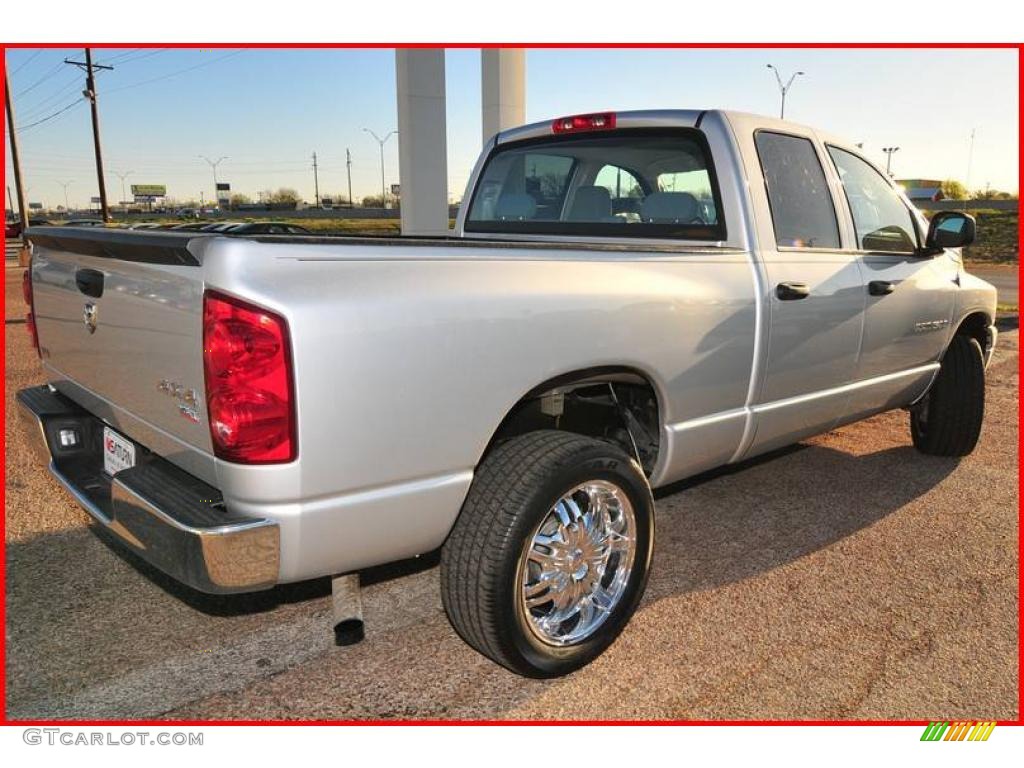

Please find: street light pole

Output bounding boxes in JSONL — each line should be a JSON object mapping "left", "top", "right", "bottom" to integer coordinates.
{"left": 964, "top": 128, "right": 976, "bottom": 208}
{"left": 312, "top": 152, "right": 320, "bottom": 208}
{"left": 58, "top": 180, "right": 73, "bottom": 213}
{"left": 113, "top": 170, "right": 133, "bottom": 209}
{"left": 882, "top": 147, "right": 900, "bottom": 177}
{"left": 199, "top": 155, "right": 228, "bottom": 208}
{"left": 346, "top": 148, "right": 353, "bottom": 207}
{"left": 363, "top": 128, "right": 397, "bottom": 206}
{"left": 766, "top": 64, "right": 805, "bottom": 119}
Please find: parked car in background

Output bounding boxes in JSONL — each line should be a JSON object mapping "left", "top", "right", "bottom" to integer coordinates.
{"left": 225, "top": 222, "right": 311, "bottom": 235}
{"left": 6, "top": 218, "right": 54, "bottom": 239}
{"left": 200, "top": 222, "right": 246, "bottom": 232}
{"left": 18, "top": 109, "right": 995, "bottom": 678}
{"left": 174, "top": 208, "right": 199, "bottom": 219}
{"left": 63, "top": 219, "right": 105, "bottom": 227}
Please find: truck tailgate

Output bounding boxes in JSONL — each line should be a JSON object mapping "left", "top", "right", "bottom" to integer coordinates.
{"left": 27, "top": 228, "right": 215, "bottom": 465}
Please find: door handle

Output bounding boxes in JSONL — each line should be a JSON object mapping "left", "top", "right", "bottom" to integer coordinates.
{"left": 75, "top": 268, "right": 105, "bottom": 298}
{"left": 776, "top": 281, "right": 810, "bottom": 301}
{"left": 868, "top": 280, "right": 895, "bottom": 296}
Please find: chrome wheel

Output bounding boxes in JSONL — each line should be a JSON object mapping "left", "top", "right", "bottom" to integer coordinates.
{"left": 517, "top": 480, "right": 637, "bottom": 646}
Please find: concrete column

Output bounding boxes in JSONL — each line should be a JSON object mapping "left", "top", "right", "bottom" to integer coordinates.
{"left": 395, "top": 49, "right": 450, "bottom": 236}
{"left": 481, "top": 49, "right": 526, "bottom": 145}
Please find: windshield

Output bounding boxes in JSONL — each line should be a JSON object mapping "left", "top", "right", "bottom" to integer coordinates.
{"left": 464, "top": 130, "right": 724, "bottom": 240}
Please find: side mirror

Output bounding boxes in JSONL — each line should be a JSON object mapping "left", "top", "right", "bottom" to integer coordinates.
{"left": 924, "top": 211, "right": 976, "bottom": 253}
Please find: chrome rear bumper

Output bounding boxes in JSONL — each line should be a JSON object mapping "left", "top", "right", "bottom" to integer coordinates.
{"left": 16, "top": 385, "right": 280, "bottom": 594}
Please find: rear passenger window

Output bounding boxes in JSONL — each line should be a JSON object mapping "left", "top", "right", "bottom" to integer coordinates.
{"left": 755, "top": 131, "right": 840, "bottom": 249}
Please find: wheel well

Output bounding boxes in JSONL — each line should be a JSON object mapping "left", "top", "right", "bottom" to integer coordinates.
{"left": 482, "top": 367, "right": 662, "bottom": 477}
{"left": 954, "top": 311, "right": 994, "bottom": 359}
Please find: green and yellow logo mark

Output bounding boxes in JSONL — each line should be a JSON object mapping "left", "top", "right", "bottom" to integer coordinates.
{"left": 920, "top": 721, "right": 996, "bottom": 742}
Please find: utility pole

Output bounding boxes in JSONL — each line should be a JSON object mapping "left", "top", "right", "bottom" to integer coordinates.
{"left": 199, "top": 155, "right": 227, "bottom": 209}
{"left": 766, "top": 64, "right": 805, "bottom": 119}
{"left": 4, "top": 60, "right": 30, "bottom": 244}
{"left": 363, "top": 128, "right": 397, "bottom": 207}
{"left": 65, "top": 49, "right": 113, "bottom": 222}
{"left": 58, "top": 180, "right": 73, "bottom": 212}
{"left": 882, "top": 147, "right": 899, "bottom": 177}
{"left": 346, "top": 148, "right": 353, "bottom": 207}
{"left": 312, "top": 152, "right": 320, "bottom": 208}
{"left": 113, "top": 170, "right": 133, "bottom": 209}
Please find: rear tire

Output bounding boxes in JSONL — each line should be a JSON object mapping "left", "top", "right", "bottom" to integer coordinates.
{"left": 910, "top": 334, "right": 985, "bottom": 456}
{"left": 440, "top": 430, "right": 654, "bottom": 678}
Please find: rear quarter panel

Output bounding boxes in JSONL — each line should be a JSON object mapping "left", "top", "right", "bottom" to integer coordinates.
{"left": 203, "top": 238, "right": 758, "bottom": 496}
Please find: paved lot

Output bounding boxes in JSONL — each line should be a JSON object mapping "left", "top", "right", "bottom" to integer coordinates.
{"left": 970, "top": 264, "right": 1019, "bottom": 309}
{"left": 4, "top": 260, "right": 1019, "bottom": 721}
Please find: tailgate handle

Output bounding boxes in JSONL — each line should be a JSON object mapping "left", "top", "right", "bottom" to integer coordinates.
{"left": 75, "top": 268, "right": 105, "bottom": 298}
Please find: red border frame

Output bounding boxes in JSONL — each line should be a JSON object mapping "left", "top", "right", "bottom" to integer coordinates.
{"left": 2, "top": 42, "right": 1021, "bottom": 728}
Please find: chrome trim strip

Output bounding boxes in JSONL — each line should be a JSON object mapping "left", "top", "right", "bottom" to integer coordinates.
{"left": 667, "top": 407, "right": 747, "bottom": 435}
{"left": 669, "top": 363, "right": 941, "bottom": 440}
{"left": 750, "top": 363, "right": 940, "bottom": 415}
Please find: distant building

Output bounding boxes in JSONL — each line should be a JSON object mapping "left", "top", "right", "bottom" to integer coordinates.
{"left": 897, "top": 179, "right": 945, "bottom": 202}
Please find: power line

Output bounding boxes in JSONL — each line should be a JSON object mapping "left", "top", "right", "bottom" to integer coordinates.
{"left": 106, "top": 50, "right": 245, "bottom": 94}
{"left": 94, "top": 48, "right": 142, "bottom": 65}
{"left": 10, "top": 49, "right": 42, "bottom": 77}
{"left": 14, "top": 55, "right": 67, "bottom": 98}
{"left": 17, "top": 72, "right": 86, "bottom": 121}
{"left": 100, "top": 48, "right": 169, "bottom": 66}
{"left": 18, "top": 98, "right": 85, "bottom": 133}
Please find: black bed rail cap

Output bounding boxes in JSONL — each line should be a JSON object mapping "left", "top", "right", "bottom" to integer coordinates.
{"left": 26, "top": 226, "right": 205, "bottom": 267}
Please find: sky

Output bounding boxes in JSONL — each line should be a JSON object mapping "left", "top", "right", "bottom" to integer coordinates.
{"left": 3, "top": 47, "right": 1019, "bottom": 209}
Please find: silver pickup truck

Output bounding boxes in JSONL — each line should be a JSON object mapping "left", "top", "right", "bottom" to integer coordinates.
{"left": 18, "top": 109, "right": 996, "bottom": 678}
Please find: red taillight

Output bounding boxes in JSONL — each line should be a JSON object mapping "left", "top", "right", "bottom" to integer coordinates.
{"left": 203, "top": 290, "right": 295, "bottom": 464}
{"left": 552, "top": 112, "right": 617, "bottom": 134}
{"left": 22, "top": 267, "right": 39, "bottom": 356}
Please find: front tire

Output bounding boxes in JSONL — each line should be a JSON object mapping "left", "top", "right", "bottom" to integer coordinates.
{"left": 910, "top": 334, "right": 985, "bottom": 456}
{"left": 440, "top": 431, "right": 654, "bottom": 678}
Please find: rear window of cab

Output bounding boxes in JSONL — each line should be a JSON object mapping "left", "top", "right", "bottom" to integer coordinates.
{"left": 464, "top": 129, "right": 725, "bottom": 241}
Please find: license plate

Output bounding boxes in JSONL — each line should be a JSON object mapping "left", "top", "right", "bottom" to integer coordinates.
{"left": 103, "top": 426, "right": 136, "bottom": 476}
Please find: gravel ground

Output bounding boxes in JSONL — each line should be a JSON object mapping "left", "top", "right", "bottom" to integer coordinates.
{"left": 4, "top": 261, "right": 1019, "bottom": 721}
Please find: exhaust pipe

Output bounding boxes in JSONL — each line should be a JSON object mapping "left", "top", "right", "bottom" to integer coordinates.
{"left": 331, "top": 573, "right": 365, "bottom": 646}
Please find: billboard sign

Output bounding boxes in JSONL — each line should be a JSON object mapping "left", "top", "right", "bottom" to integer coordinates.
{"left": 29, "top": 202, "right": 43, "bottom": 210}
{"left": 216, "top": 183, "right": 230, "bottom": 192}
{"left": 131, "top": 184, "right": 166, "bottom": 197}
